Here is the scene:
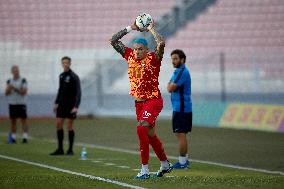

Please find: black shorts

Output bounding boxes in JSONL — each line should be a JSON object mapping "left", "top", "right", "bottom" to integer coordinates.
{"left": 56, "top": 105, "right": 77, "bottom": 119}
{"left": 9, "top": 105, "right": 27, "bottom": 119}
{"left": 172, "top": 111, "right": 192, "bottom": 133}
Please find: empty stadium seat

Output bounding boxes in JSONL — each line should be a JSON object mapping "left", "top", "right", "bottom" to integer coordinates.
{"left": 0, "top": 0, "right": 176, "bottom": 49}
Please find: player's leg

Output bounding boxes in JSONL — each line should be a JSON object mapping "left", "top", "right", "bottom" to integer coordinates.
{"left": 50, "top": 117, "right": 65, "bottom": 155}
{"left": 140, "top": 120, "right": 172, "bottom": 177}
{"left": 20, "top": 105, "right": 28, "bottom": 143}
{"left": 136, "top": 122, "right": 150, "bottom": 179}
{"left": 176, "top": 133, "right": 188, "bottom": 156}
{"left": 148, "top": 125, "right": 167, "bottom": 162}
{"left": 21, "top": 118, "right": 28, "bottom": 143}
{"left": 141, "top": 97, "right": 173, "bottom": 177}
{"left": 135, "top": 101, "right": 150, "bottom": 179}
{"left": 174, "top": 133, "right": 189, "bottom": 167}
{"left": 8, "top": 105, "right": 18, "bottom": 143}
{"left": 9, "top": 118, "right": 17, "bottom": 143}
{"left": 66, "top": 118, "right": 75, "bottom": 155}
{"left": 172, "top": 112, "right": 192, "bottom": 169}
{"left": 143, "top": 98, "right": 167, "bottom": 162}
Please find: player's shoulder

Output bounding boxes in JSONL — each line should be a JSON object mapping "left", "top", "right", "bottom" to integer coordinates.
{"left": 148, "top": 51, "right": 156, "bottom": 57}
{"left": 182, "top": 66, "right": 190, "bottom": 76}
{"left": 21, "top": 77, "right": 27, "bottom": 83}
{"left": 181, "top": 67, "right": 191, "bottom": 81}
{"left": 126, "top": 47, "right": 133, "bottom": 52}
{"left": 70, "top": 70, "right": 80, "bottom": 79}
{"left": 175, "top": 65, "right": 188, "bottom": 76}
{"left": 183, "top": 65, "right": 190, "bottom": 73}
{"left": 6, "top": 78, "right": 11, "bottom": 84}
{"left": 124, "top": 47, "right": 133, "bottom": 57}
{"left": 148, "top": 51, "right": 161, "bottom": 62}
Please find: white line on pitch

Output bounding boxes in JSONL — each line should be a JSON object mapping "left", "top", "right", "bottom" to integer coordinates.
{"left": 92, "top": 160, "right": 102, "bottom": 163}
{"left": 117, "top": 165, "right": 130, "bottom": 169}
{"left": 0, "top": 154, "right": 146, "bottom": 189}
{"left": 0, "top": 133, "right": 283, "bottom": 176}
{"left": 75, "top": 142, "right": 284, "bottom": 176}
{"left": 104, "top": 163, "right": 116, "bottom": 166}
{"left": 97, "top": 158, "right": 125, "bottom": 161}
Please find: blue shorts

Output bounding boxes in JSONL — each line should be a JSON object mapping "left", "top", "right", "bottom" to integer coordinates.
{"left": 172, "top": 111, "right": 192, "bottom": 133}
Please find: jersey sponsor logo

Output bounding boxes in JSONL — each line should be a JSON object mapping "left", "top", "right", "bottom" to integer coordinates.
{"left": 142, "top": 111, "right": 151, "bottom": 119}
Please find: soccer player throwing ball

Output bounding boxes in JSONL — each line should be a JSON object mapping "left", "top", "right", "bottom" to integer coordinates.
{"left": 110, "top": 20, "right": 173, "bottom": 179}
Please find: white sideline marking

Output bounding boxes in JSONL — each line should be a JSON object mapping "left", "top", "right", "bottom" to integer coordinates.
{"left": 75, "top": 142, "right": 284, "bottom": 176}
{"left": 104, "top": 163, "right": 116, "bottom": 166}
{"left": 97, "top": 158, "right": 125, "bottom": 161}
{"left": 93, "top": 160, "right": 102, "bottom": 163}
{"left": 0, "top": 133, "right": 283, "bottom": 176}
{"left": 0, "top": 154, "right": 146, "bottom": 189}
{"left": 117, "top": 166, "right": 130, "bottom": 169}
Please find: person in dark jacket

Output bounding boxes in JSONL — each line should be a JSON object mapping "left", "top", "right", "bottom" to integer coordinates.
{"left": 50, "top": 56, "right": 81, "bottom": 156}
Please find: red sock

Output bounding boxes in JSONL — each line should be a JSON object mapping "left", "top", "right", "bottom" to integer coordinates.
{"left": 149, "top": 135, "right": 167, "bottom": 161}
{"left": 136, "top": 125, "right": 149, "bottom": 165}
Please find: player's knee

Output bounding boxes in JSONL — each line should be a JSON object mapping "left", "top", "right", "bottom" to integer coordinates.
{"left": 56, "top": 121, "right": 64, "bottom": 129}
{"left": 56, "top": 126, "right": 63, "bottom": 130}
{"left": 11, "top": 118, "right": 16, "bottom": 124}
{"left": 67, "top": 125, "right": 73, "bottom": 131}
{"left": 140, "top": 120, "right": 151, "bottom": 127}
{"left": 147, "top": 128, "right": 155, "bottom": 137}
{"left": 176, "top": 133, "right": 186, "bottom": 139}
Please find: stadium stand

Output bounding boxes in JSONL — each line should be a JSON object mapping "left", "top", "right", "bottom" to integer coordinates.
{"left": 166, "top": 0, "right": 284, "bottom": 55}
{"left": 0, "top": 0, "right": 177, "bottom": 94}
{"left": 0, "top": 0, "right": 176, "bottom": 49}
{"left": 163, "top": 0, "right": 284, "bottom": 94}
{"left": 0, "top": 0, "right": 283, "bottom": 104}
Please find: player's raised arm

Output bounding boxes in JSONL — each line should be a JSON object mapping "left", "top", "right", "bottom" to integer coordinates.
{"left": 147, "top": 22, "right": 165, "bottom": 61}
{"left": 109, "top": 24, "right": 139, "bottom": 57}
{"left": 109, "top": 29, "right": 128, "bottom": 57}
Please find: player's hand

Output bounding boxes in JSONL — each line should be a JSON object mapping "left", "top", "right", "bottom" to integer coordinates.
{"left": 146, "top": 19, "right": 155, "bottom": 32}
{"left": 8, "top": 85, "right": 14, "bottom": 90}
{"left": 131, "top": 21, "right": 142, "bottom": 32}
{"left": 71, "top": 107, "right": 78, "bottom": 113}
{"left": 53, "top": 104, "right": 58, "bottom": 113}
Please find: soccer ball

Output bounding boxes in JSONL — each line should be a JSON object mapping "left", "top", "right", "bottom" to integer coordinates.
{"left": 135, "top": 13, "right": 153, "bottom": 31}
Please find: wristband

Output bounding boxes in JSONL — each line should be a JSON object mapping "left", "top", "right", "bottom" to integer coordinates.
{"left": 126, "top": 26, "right": 132, "bottom": 33}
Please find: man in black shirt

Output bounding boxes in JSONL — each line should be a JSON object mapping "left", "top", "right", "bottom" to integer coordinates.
{"left": 50, "top": 56, "right": 81, "bottom": 156}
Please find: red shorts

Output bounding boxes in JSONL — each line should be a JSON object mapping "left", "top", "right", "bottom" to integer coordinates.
{"left": 135, "top": 97, "right": 163, "bottom": 127}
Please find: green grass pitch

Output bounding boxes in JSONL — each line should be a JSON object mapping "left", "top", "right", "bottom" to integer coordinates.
{"left": 0, "top": 118, "right": 283, "bottom": 189}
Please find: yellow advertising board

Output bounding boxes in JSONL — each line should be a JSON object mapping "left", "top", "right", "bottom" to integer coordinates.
{"left": 220, "top": 103, "right": 284, "bottom": 132}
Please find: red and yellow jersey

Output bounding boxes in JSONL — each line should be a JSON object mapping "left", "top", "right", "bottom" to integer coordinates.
{"left": 124, "top": 47, "right": 161, "bottom": 100}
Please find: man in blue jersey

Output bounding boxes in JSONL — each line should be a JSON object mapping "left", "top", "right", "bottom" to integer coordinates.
{"left": 167, "top": 49, "right": 192, "bottom": 169}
